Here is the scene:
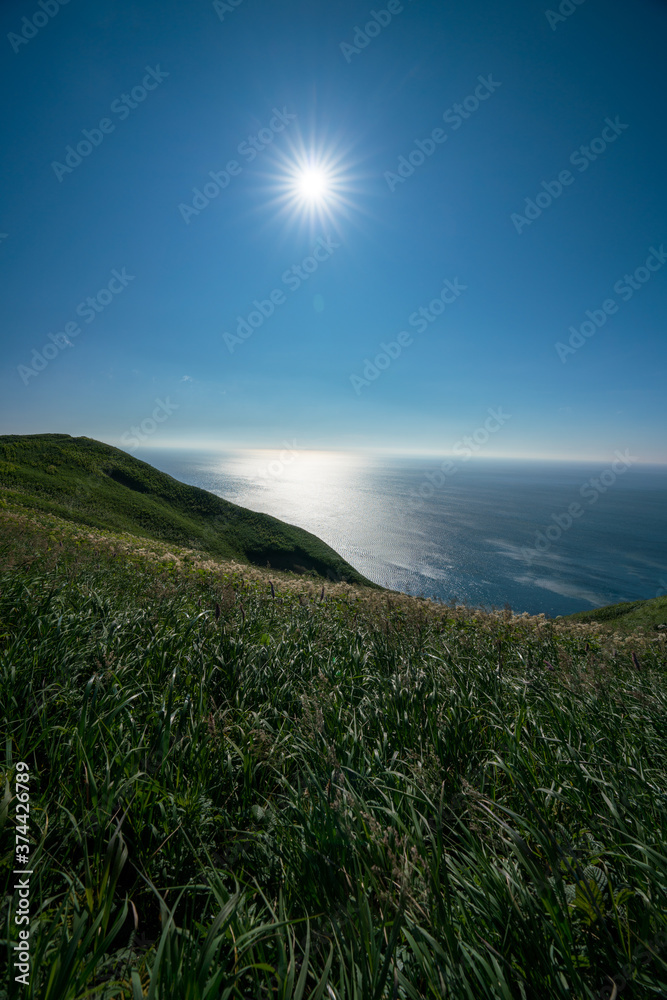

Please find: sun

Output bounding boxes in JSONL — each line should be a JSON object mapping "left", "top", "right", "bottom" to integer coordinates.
{"left": 280, "top": 152, "right": 346, "bottom": 224}
{"left": 260, "top": 136, "right": 361, "bottom": 231}
{"left": 295, "top": 166, "right": 331, "bottom": 204}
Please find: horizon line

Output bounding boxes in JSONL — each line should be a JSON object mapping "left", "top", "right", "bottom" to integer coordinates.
{"left": 121, "top": 441, "right": 667, "bottom": 466}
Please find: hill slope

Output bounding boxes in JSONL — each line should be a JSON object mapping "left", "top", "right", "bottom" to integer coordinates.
{"left": 560, "top": 594, "right": 667, "bottom": 634}
{"left": 0, "top": 433, "right": 377, "bottom": 587}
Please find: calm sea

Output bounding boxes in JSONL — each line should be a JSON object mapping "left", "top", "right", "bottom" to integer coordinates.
{"left": 134, "top": 448, "right": 667, "bottom": 618}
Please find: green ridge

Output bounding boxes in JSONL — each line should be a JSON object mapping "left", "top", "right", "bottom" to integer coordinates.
{"left": 0, "top": 432, "right": 378, "bottom": 588}
{"left": 560, "top": 595, "right": 667, "bottom": 634}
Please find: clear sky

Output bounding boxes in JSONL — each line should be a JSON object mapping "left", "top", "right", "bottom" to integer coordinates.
{"left": 2, "top": 0, "right": 666, "bottom": 462}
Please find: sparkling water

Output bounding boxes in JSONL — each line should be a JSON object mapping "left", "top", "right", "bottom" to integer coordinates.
{"left": 134, "top": 448, "right": 667, "bottom": 618}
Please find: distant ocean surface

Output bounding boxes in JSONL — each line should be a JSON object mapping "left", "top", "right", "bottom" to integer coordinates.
{"left": 135, "top": 448, "right": 667, "bottom": 619}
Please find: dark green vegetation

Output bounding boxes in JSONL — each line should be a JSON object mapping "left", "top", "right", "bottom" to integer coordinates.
{"left": 562, "top": 595, "right": 667, "bottom": 636}
{"left": 0, "top": 434, "right": 375, "bottom": 587}
{"left": 1, "top": 510, "right": 666, "bottom": 999}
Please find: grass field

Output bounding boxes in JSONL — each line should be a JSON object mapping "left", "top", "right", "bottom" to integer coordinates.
{"left": 1, "top": 502, "right": 666, "bottom": 1000}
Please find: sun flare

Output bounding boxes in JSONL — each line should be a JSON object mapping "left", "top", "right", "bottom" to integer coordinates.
{"left": 295, "top": 167, "right": 330, "bottom": 203}
{"left": 262, "top": 137, "right": 362, "bottom": 230}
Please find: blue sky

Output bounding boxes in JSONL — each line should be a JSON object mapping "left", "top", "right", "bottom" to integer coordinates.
{"left": 1, "top": 0, "right": 666, "bottom": 462}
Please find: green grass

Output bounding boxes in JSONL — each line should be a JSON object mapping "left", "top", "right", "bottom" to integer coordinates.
{"left": 0, "top": 434, "right": 376, "bottom": 587}
{"left": 560, "top": 595, "right": 667, "bottom": 636}
{"left": 1, "top": 509, "right": 666, "bottom": 999}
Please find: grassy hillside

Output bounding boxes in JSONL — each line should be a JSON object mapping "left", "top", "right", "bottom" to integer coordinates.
{"left": 561, "top": 595, "right": 667, "bottom": 635}
{"left": 0, "top": 433, "right": 377, "bottom": 588}
{"left": 1, "top": 508, "right": 666, "bottom": 999}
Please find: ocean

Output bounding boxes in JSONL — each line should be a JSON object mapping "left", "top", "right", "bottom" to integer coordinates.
{"left": 134, "top": 448, "right": 667, "bottom": 618}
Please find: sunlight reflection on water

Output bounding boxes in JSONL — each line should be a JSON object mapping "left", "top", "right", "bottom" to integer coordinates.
{"left": 135, "top": 448, "right": 667, "bottom": 618}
